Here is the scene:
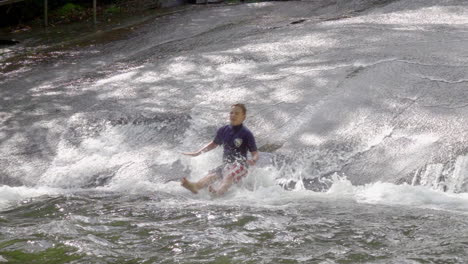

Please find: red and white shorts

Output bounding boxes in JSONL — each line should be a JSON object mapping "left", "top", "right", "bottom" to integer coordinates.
{"left": 211, "top": 162, "right": 248, "bottom": 183}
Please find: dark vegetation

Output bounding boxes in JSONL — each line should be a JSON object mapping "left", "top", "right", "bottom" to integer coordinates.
{"left": 0, "top": 0, "right": 157, "bottom": 28}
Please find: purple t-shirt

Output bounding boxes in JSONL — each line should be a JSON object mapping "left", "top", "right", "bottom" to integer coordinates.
{"left": 214, "top": 124, "right": 257, "bottom": 163}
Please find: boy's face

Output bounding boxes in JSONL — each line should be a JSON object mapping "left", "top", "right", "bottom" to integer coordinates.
{"left": 229, "top": 106, "right": 246, "bottom": 126}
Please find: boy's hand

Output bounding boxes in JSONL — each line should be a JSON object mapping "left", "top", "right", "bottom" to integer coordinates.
{"left": 182, "top": 151, "right": 200, "bottom": 157}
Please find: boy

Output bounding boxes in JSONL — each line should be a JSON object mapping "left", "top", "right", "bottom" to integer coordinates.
{"left": 181, "top": 104, "right": 259, "bottom": 196}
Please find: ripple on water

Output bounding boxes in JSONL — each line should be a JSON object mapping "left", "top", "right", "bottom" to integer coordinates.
{"left": 0, "top": 190, "right": 468, "bottom": 263}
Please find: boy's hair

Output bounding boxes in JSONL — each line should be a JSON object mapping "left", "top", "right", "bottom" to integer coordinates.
{"left": 231, "top": 103, "right": 247, "bottom": 115}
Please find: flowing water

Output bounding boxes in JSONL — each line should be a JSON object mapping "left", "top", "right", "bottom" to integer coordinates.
{"left": 1, "top": 0, "right": 468, "bottom": 263}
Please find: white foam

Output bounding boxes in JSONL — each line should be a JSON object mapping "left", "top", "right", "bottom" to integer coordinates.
{"left": 447, "top": 154, "right": 468, "bottom": 193}
{"left": 4, "top": 167, "right": 468, "bottom": 215}
{"left": 0, "top": 185, "right": 63, "bottom": 211}
{"left": 38, "top": 116, "right": 182, "bottom": 188}
{"left": 148, "top": 172, "right": 468, "bottom": 214}
{"left": 329, "top": 2, "right": 468, "bottom": 26}
{"left": 58, "top": 155, "right": 454, "bottom": 214}
{"left": 325, "top": 176, "right": 468, "bottom": 213}
{"left": 419, "top": 163, "right": 444, "bottom": 188}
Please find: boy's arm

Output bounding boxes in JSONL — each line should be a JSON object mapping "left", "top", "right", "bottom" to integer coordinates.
{"left": 182, "top": 141, "right": 218, "bottom": 157}
{"left": 247, "top": 130, "right": 259, "bottom": 166}
{"left": 247, "top": 151, "right": 259, "bottom": 166}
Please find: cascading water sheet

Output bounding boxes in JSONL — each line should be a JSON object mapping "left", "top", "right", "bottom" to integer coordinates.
{"left": 1, "top": 0, "right": 468, "bottom": 263}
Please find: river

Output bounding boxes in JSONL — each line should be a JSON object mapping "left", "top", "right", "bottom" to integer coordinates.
{"left": 1, "top": 0, "right": 468, "bottom": 263}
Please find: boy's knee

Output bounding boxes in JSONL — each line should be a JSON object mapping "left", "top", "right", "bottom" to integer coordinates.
{"left": 224, "top": 173, "right": 236, "bottom": 182}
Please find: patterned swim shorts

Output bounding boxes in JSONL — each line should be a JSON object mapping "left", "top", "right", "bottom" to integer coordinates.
{"left": 210, "top": 162, "right": 248, "bottom": 183}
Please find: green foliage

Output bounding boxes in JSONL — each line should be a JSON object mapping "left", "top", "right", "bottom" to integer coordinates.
{"left": 105, "top": 5, "right": 121, "bottom": 14}
{"left": 55, "top": 3, "right": 85, "bottom": 17}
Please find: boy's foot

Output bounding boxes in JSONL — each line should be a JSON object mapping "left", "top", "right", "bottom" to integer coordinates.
{"left": 181, "top": 177, "right": 198, "bottom": 194}
{"left": 208, "top": 185, "right": 219, "bottom": 196}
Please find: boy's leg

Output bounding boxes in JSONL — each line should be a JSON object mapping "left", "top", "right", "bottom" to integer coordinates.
{"left": 181, "top": 172, "right": 219, "bottom": 194}
{"left": 195, "top": 172, "right": 219, "bottom": 189}
{"left": 209, "top": 163, "right": 248, "bottom": 196}
{"left": 209, "top": 174, "right": 234, "bottom": 196}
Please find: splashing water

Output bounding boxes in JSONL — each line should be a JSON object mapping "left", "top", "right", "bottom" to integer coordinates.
{"left": 1, "top": 0, "right": 468, "bottom": 262}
